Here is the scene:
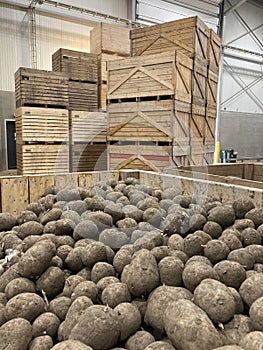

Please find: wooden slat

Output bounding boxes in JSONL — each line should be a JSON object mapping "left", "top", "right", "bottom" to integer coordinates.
{"left": 71, "top": 143, "right": 107, "bottom": 172}
{"left": 15, "top": 107, "right": 69, "bottom": 143}
{"left": 107, "top": 51, "right": 193, "bottom": 101}
{"left": 207, "top": 29, "right": 221, "bottom": 73}
{"left": 206, "top": 68, "right": 219, "bottom": 108}
{"left": 29, "top": 175, "right": 54, "bottom": 203}
{"left": 192, "top": 58, "right": 208, "bottom": 106}
{"left": 68, "top": 81, "right": 98, "bottom": 111}
{"left": 98, "top": 53, "right": 127, "bottom": 82}
{"left": 98, "top": 83, "right": 107, "bottom": 111}
{"left": 204, "top": 105, "right": 217, "bottom": 145}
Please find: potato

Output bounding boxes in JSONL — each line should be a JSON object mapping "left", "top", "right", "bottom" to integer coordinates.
{"left": 113, "top": 247, "right": 133, "bottom": 274}
{"left": 249, "top": 296, "right": 263, "bottom": 330}
{"left": 32, "top": 312, "right": 60, "bottom": 338}
{"left": 241, "top": 227, "right": 262, "bottom": 246}
{"left": 208, "top": 206, "right": 235, "bottom": 227}
{"left": 160, "top": 211, "right": 190, "bottom": 236}
{"left": 104, "top": 202, "right": 123, "bottom": 222}
{"left": 232, "top": 218, "right": 255, "bottom": 231}
{"left": 17, "top": 210, "right": 38, "bottom": 225}
{"left": 131, "top": 297, "right": 147, "bottom": 318}
{"left": 133, "top": 230, "right": 163, "bottom": 251}
{"left": 144, "top": 342, "right": 176, "bottom": 350}
{"left": 69, "top": 305, "right": 120, "bottom": 349}
{"left": 56, "top": 187, "right": 80, "bottom": 202}
{"left": 62, "top": 296, "right": 93, "bottom": 339}
{"left": 29, "top": 335, "right": 53, "bottom": 350}
{"left": 53, "top": 219, "right": 75, "bottom": 236}
{"left": 71, "top": 281, "right": 98, "bottom": 303}
{"left": 194, "top": 278, "right": 236, "bottom": 323}
{"left": 80, "top": 242, "right": 108, "bottom": 267}
{"left": 116, "top": 218, "right": 137, "bottom": 236}
{"left": 213, "top": 346, "right": 244, "bottom": 350}
{"left": 40, "top": 208, "right": 62, "bottom": 225}
{"left": 184, "top": 231, "right": 210, "bottom": 256}
{"left": 245, "top": 208, "right": 263, "bottom": 227}
{"left": 18, "top": 240, "right": 56, "bottom": 278}
{"left": 158, "top": 256, "right": 184, "bottom": 286}
{"left": 4, "top": 292, "right": 45, "bottom": 322}
{"left": 62, "top": 275, "right": 85, "bottom": 297}
{"left": 182, "top": 261, "right": 219, "bottom": 292}
{"left": 219, "top": 314, "right": 253, "bottom": 345}
{"left": 5, "top": 277, "right": 36, "bottom": 299}
{"left": 0, "top": 317, "right": 32, "bottom": 350}
{"left": 144, "top": 285, "right": 193, "bottom": 333}
{"left": 17, "top": 221, "right": 44, "bottom": 239}
{"left": 1, "top": 233, "right": 22, "bottom": 250}
{"left": 36, "top": 266, "right": 65, "bottom": 299}
{"left": 114, "top": 302, "right": 141, "bottom": 341}
{"left": 125, "top": 330, "right": 155, "bottom": 350}
{"left": 239, "top": 273, "right": 263, "bottom": 306}
{"left": 50, "top": 340, "right": 93, "bottom": 350}
{"left": 213, "top": 261, "right": 246, "bottom": 289}
{"left": 91, "top": 262, "right": 116, "bottom": 283}
{"left": 163, "top": 299, "right": 223, "bottom": 350}
{"left": 96, "top": 276, "right": 120, "bottom": 295}
{"left": 101, "top": 282, "right": 131, "bottom": 308}
{"left": 204, "top": 240, "right": 230, "bottom": 263}
{"left": 229, "top": 287, "right": 244, "bottom": 314}
{"left": 228, "top": 248, "right": 255, "bottom": 270}
{"left": 219, "top": 232, "right": 242, "bottom": 251}
{"left": 203, "top": 221, "right": 223, "bottom": 238}
{"left": 49, "top": 296, "right": 72, "bottom": 321}
{"left": 73, "top": 220, "right": 99, "bottom": 241}
{"left": 0, "top": 303, "right": 6, "bottom": 326}
{"left": 121, "top": 249, "right": 160, "bottom": 297}
{"left": 245, "top": 244, "right": 263, "bottom": 263}
{"left": 0, "top": 263, "right": 20, "bottom": 292}
{"left": 151, "top": 246, "right": 170, "bottom": 262}
{"left": 233, "top": 198, "right": 255, "bottom": 218}
{"left": 185, "top": 255, "right": 212, "bottom": 267}
{"left": 167, "top": 234, "right": 184, "bottom": 250}
{"left": 239, "top": 331, "right": 263, "bottom": 350}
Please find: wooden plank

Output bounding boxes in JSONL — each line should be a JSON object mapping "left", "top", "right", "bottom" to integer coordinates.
{"left": 130, "top": 16, "right": 209, "bottom": 60}
{"left": 15, "top": 107, "right": 69, "bottom": 143}
{"left": 90, "top": 22, "right": 131, "bottom": 55}
{"left": 0, "top": 176, "right": 29, "bottom": 215}
{"left": 192, "top": 58, "right": 208, "bottom": 106}
{"left": 204, "top": 105, "right": 217, "bottom": 145}
{"left": 207, "top": 29, "right": 221, "bottom": 73}
{"left": 52, "top": 48, "right": 98, "bottom": 82}
{"left": 55, "top": 173, "right": 79, "bottom": 191}
{"left": 173, "top": 100, "right": 191, "bottom": 146}
{"left": 107, "top": 51, "right": 193, "bottom": 101}
{"left": 70, "top": 111, "right": 107, "bottom": 143}
{"left": 98, "top": 53, "right": 128, "bottom": 82}
{"left": 29, "top": 175, "right": 54, "bottom": 203}
{"left": 68, "top": 81, "right": 98, "bottom": 111}
{"left": 206, "top": 68, "right": 219, "bottom": 108}
{"left": 71, "top": 143, "right": 107, "bottom": 172}
{"left": 190, "top": 103, "right": 206, "bottom": 144}
{"left": 98, "top": 83, "right": 107, "bottom": 111}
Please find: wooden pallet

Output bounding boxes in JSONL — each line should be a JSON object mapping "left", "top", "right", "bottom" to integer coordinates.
{"left": 130, "top": 16, "right": 209, "bottom": 61}
{"left": 108, "top": 142, "right": 173, "bottom": 172}
{"left": 206, "top": 68, "right": 219, "bottom": 108}
{"left": 192, "top": 58, "right": 208, "bottom": 106}
{"left": 15, "top": 107, "right": 69, "bottom": 144}
{"left": 204, "top": 105, "right": 217, "bottom": 145}
{"left": 71, "top": 142, "right": 107, "bottom": 172}
{"left": 98, "top": 52, "right": 128, "bottom": 83}
{"left": 52, "top": 48, "right": 98, "bottom": 83}
{"left": 68, "top": 81, "right": 98, "bottom": 111}
{"left": 107, "top": 51, "right": 193, "bottom": 102}
{"left": 15, "top": 67, "right": 68, "bottom": 108}
{"left": 70, "top": 110, "right": 107, "bottom": 143}
{"left": 90, "top": 22, "right": 131, "bottom": 56}
{"left": 16, "top": 143, "right": 69, "bottom": 175}
{"left": 207, "top": 29, "right": 221, "bottom": 73}
{"left": 98, "top": 83, "right": 107, "bottom": 111}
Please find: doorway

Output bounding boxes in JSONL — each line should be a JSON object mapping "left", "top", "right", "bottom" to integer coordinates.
{"left": 5, "top": 120, "right": 16, "bottom": 169}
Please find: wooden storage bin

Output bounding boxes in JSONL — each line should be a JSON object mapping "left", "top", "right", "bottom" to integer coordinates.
{"left": 206, "top": 68, "right": 219, "bottom": 108}
{"left": 15, "top": 107, "right": 69, "bottom": 144}
{"left": 16, "top": 143, "right": 69, "bottom": 175}
{"left": 15, "top": 67, "right": 68, "bottom": 108}
{"left": 71, "top": 142, "right": 107, "bottom": 172}
{"left": 107, "top": 99, "right": 174, "bottom": 142}
{"left": 99, "top": 83, "right": 107, "bottom": 111}
{"left": 70, "top": 111, "right": 107, "bottom": 143}
{"left": 90, "top": 22, "right": 130, "bottom": 56}
{"left": 107, "top": 51, "right": 193, "bottom": 102}
{"left": 130, "top": 16, "right": 209, "bottom": 60}
{"left": 190, "top": 103, "right": 206, "bottom": 144}
{"left": 207, "top": 29, "right": 221, "bottom": 73}
{"left": 192, "top": 59, "right": 208, "bottom": 106}
{"left": 108, "top": 142, "right": 172, "bottom": 172}
{"left": 52, "top": 48, "right": 98, "bottom": 82}
{"left": 68, "top": 81, "right": 98, "bottom": 111}
{"left": 172, "top": 144, "right": 190, "bottom": 167}
{"left": 205, "top": 105, "right": 217, "bottom": 145}
{"left": 173, "top": 100, "right": 191, "bottom": 146}
{"left": 98, "top": 53, "right": 128, "bottom": 83}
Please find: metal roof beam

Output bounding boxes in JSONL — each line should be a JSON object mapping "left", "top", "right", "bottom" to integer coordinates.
{"left": 224, "top": 0, "right": 247, "bottom": 15}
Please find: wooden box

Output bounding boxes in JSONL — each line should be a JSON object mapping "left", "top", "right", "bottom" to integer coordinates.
{"left": 206, "top": 68, "right": 219, "bottom": 108}
{"left": 130, "top": 16, "right": 209, "bottom": 60}
{"left": 192, "top": 59, "right": 208, "bottom": 106}
{"left": 205, "top": 105, "right": 217, "bottom": 145}
{"left": 99, "top": 83, "right": 107, "bottom": 111}
{"left": 15, "top": 107, "right": 69, "bottom": 144}
{"left": 16, "top": 143, "right": 69, "bottom": 175}
{"left": 173, "top": 100, "right": 191, "bottom": 146}
{"left": 108, "top": 142, "right": 172, "bottom": 172}
{"left": 173, "top": 145, "right": 190, "bottom": 167}
{"left": 207, "top": 29, "right": 221, "bottom": 73}
{"left": 52, "top": 48, "right": 98, "bottom": 82}
{"left": 190, "top": 103, "right": 206, "bottom": 144}
{"left": 98, "top": 53, "right": 128, "bottom": 83}
{"left": 90, "top": 22, "right": 130, "bottom": 56}
{"left": 15, "top": 67, "right": 68, "bottom": 108}
{"left": 107, "top": 99, "right": 175, "bottom": 142}
{"left": 70, "top": 111, "right": 107, "bottom": 143}
{"left": 107, "top": 51, "right": 193, "bottom": 102}
{"left": 71, "top": 142, "right": 107, "bottom": 172}
{"left": 68, "top": 81, "right": 98, "bottom": 111}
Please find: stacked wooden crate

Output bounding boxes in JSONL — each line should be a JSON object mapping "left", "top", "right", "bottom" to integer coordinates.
{"left": 128, "top": 16, "right": 221, "bottom": 167}
{"left": 90, "top": 23, "right": 131, "bottom": 111}
{"left": 107, "top": 51, "right": 193, "bottom": 170}
{"left": 15, "top": 68, "right": 70, "bottom": 175}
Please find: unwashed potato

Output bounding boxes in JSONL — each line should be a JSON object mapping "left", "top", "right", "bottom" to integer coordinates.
{"left": 0, "top": 317, "right": 32, "bottom": 350}
{"left": 50, "top": 340, "right": 93, "bottom": 349}
{"left": 29, "top": 335, "right": 54, "bottom": 350}
{"left": 239, "top": 273, "right": 263, "bottom": 306}
{"left": 125, "top": 330, "right": 155, "bottom": 350}
{"left": 114, "top": 302, "right": 141, "bottom": 341}
{"left": 249, "top": 296, "right": 263, "bottom": 331}
{"left": 239, "top": 331, "right": 263, "bottom": 350}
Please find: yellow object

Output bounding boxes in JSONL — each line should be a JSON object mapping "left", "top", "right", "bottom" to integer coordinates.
{"left": 214, "top": 141, "right": 220, "bottom": 164}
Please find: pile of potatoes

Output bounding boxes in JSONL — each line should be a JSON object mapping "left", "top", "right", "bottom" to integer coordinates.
{"left": 0, "top": 176, "right": 263, "bottom": 350}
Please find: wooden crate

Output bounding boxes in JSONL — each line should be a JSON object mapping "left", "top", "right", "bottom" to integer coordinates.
{"left": 107, "top": 99, "right": 174, "bottom": 142}
{"left": 206, "top": 68, "right": 219, "bottom": 108}
{"left": 192, "top": 59, "right": 208, "bottom": 106}
{"left": 16, "top": 143, "right": 69, "bottom": 175}
{"left": 207, "top": 29, "right": 221, "bottom": 73}
{"left": 173, "top": 100, "right": 191, "bottom": 146}
{"left": 52, "top": 48, "right": 98, "bottom": 82}
{"left": 68, "top": 81, "right": 98, "bottom": 111}
{"left": 98, "top": 53, "right": 128, "bottom": 83}
{"left": 15, "top": 67, "right": 68, "bottom": 108}
{"left": 204, "top": 105, "right": 217, "bottom": 145}
{"left": 99, "top": 83, "right": 107, "bottom": 111}
{"left": 130, "top": 16, "right": 209, "bottom": 61}
{"left": 15, "top": 107, "right": 69, "bottom": 144}
{"left": 107, "top": 51, "right": 193, "bottom": 102}
{"left": 108, "top": 142, "right": 173, "bottom": 172}
{"left": 173, "top": 145, "right": 191, "bottom": 167}
{"left": 70, "top": 110, "right": 107, "bottom": 143}
{"left": 90, "top": 22, "right": 130, "bottom": 56}
{"left": 190, "top": 103, "right": 206, "bottom": 144}
{"left": 71, "top": 142, "right": 107, "bottom": 172}
{"left": 204, "top": 143, "right": 215, "bottom": 164}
